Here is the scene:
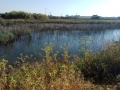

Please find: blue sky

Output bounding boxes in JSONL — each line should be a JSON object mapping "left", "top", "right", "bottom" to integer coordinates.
{"left": 0, "top": 0, "right": 120, "bottom": 17}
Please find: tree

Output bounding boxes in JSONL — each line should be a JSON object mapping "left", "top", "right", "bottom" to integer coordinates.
{"left": 91, "top": 15, "right": 100, "bottom": 19}
{"left": 32, "top": 13, "right": 48, "bottom": 19}
{"left": 0, "top": 11, "right": 48, "bottom": 20}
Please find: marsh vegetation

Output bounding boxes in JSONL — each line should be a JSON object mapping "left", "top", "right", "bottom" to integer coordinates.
{"left": 0, "top": 13, "right": 120, "bottom": 89}
{"left": 0, "top": 43, "right": 120, "bottom": 90}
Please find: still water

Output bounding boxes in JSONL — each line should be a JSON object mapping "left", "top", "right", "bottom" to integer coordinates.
{"left": 0, "top": 29, "right": 120, "bottom": 63}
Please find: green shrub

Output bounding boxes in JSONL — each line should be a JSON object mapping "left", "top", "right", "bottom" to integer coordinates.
{"left": 32, "top": 13, "right": 48, "bottom": 20}
{"left": 75, "top": 44, "right": 120, "bottom": 84}
{"left": 0, "top": 32, "right": 15, "bottom": 45}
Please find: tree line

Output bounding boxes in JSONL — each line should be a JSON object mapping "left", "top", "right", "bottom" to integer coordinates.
{"left": 0, "top": 11, "right": 48, "bottom": 19}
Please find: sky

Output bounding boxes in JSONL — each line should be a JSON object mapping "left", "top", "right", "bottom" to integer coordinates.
{"left": 0, "top": 0, "right": 120, "bottom": 17}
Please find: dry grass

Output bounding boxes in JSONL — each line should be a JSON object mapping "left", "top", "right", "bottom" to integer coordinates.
{"left": 0, "top": 60, "right": 117, "bottom": 90}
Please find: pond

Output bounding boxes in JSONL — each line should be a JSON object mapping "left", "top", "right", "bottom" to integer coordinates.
{"left": 0, "top": 29, "right": 120, "bottom": 63}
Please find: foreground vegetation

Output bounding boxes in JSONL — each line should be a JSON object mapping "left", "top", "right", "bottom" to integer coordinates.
{"left": 0, "top": 43, "right": 120, "bottom": 90}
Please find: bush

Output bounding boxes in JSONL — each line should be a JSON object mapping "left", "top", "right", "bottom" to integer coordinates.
{"left": 75, "top": 44, "right": 120, "bottom": 84}
{"left": 0, "top": 32, "right": 15, "bottom": 45}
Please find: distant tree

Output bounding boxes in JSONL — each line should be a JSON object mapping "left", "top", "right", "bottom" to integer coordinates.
{"left": 1, "top": 11, "right": 32, "bottom": 19}
{"left": 0, "top": 11, "right": 48, "bottom": 20}
{"left": 32, "top": 13, "right": 48, "bottom": 19}
{"left": 73, "top": 15, "right": 80, "bottom": 19}
{"left": 91, "top": 15, "right": 100, "bottom": 19}
{"left": 1, "top": 12, "right": 8, "bottom": 19}
{"left": 8, "top": 11, "right": 32, "bottom": 19}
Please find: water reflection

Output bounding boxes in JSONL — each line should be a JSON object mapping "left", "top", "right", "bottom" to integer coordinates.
{"left": 0, "top": 29, "right": 120, "bottom": 63}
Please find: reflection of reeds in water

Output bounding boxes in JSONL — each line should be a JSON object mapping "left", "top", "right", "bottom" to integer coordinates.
{"left": 0, "top": 28, "right": 120, "bottom": 63}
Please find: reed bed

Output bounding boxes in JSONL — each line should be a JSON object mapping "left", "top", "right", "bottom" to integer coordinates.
{"left": 0, "top": 19, "right": 120, "bottom": 44}
{"left": 0, "top": 22, "right": 120, "bottom": 32}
